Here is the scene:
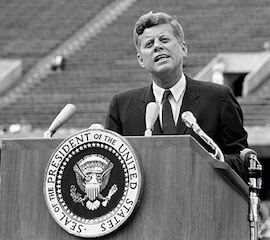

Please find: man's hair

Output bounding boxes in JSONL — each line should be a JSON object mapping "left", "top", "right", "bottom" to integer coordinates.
{"left": 133, "top": 11, "right": 185, "bottom": 51}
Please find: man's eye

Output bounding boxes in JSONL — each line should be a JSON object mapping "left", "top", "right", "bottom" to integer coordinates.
{"left": 161, "top": 38, "right": 170, "bottom": 43}
{"left": 145, "top": 41, "right": 153, "bottom": 48}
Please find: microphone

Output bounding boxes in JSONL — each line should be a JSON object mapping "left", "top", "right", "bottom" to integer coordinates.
{"left": 240, "top": 148, "right": 258, "bottom": 162}
{"left": 181, "top": 111, "right": 225, "bottom": 162}
{"left": 44, "top": 103, "right": 77, "bottom": 138}
{"left": 181, "top": 111, "right": 200, "bottom": 133}
{"left": 145, "top": 102, "right": 159, "bottom": 136}
{"left": 240, "top": 148, "right": 262, "bottom": 239}
{"left": 240, "top": 148, "right": 262, "bottom": 188}
{"left": 240, "top": 148, "right": 262, "bottom": 185}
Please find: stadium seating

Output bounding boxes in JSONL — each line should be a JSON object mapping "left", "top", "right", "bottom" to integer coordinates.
{"left": 0, "top": 0, "right": 270, "bottom": 130}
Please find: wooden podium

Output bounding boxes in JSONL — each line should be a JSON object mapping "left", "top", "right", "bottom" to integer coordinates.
{"left": 0, "top": 135, "right": 249, "bottom": 239}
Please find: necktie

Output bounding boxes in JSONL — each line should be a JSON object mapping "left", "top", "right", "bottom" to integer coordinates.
{"left": 162, "top": 90, "right": 175, "bottom": 134}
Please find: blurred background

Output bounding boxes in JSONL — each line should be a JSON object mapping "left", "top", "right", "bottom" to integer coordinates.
{"left": 0, "top": 0, "right": 270, "bottom": 199}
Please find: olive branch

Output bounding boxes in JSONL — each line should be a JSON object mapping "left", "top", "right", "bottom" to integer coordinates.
{"left": 70, "top": 185, "right": 85, "bottom": 205}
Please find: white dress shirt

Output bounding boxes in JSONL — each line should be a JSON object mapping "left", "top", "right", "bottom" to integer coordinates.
{"left": 153, "top": 74, "right": 187, "bottom": 126}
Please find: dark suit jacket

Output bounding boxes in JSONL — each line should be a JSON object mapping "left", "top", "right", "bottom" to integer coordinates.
{"left": 105, "top": 76, "right": 249, "bottom": 182}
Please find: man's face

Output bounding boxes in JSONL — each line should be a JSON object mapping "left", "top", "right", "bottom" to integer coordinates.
{"left": 137, "top": 23, "right": 187, "bottom": 76}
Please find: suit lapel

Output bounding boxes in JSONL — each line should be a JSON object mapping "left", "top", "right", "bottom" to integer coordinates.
{"left": 175, "top": 76, "right": 199, "bottom": 134}
{"left": 139, "top": 77, "right": 200, "bottom": 135}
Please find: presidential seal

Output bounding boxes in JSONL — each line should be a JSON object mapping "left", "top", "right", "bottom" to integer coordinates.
{"left": 44, "top": 128, "right": 143, "bottom": 238}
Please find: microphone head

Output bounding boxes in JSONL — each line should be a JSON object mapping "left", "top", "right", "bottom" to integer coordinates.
{"left": 145, "top": 102, "right": 159, "bottom": 130}
{"left": 181, "top": 111, "right": 196, "bottom": 128}
{"left": 48, "top": 103, "right": 77, "bottom": 132}
{"left": 240, "top": 148, "right": 257, "bottom": 162}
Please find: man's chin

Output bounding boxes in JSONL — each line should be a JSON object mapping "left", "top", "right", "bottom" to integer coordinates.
{"left": 153, "top": 64, "right": 173, "bottom": 74}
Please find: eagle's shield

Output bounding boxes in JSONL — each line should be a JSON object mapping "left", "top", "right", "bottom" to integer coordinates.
{"left": 85, "top": 182, "right": 100, "bottom": 201}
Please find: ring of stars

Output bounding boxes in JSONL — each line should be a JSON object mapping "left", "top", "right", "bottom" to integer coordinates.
{"left": 55, "top": 142, "right": 130, "bottom": 224}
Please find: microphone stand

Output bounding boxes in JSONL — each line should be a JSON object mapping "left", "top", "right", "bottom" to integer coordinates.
{"left": 191, "top": 125, "right": 224, "bottom": 162}
{"left": 144, "top": 129, "right": 153, "bottom": 136}
{"left": 181, "top": 111, "right": 225, "bottom": 162}
{"left": 44, "top": 130, "right": 55, "bottom": 138}
{"left": 247, "top": 153, "right": 262, "bottom": 240}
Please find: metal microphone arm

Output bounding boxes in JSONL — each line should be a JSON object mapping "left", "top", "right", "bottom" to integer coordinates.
{"left": 181, "top": 111, "right": 225, "bottom": 162}
{"left": 240, "top": 149, "right": 262, "bottom": 240}
{"left": 44, "top": 130, "right": 55, "bottom": 138}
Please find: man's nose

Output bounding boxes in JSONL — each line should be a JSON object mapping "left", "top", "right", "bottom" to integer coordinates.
{"left": 154, "top": 40, "right": 163, "bottom": 51}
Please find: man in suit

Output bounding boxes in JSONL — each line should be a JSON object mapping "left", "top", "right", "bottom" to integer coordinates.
{"left": 105, "top": 11, "right": 249, "bottom": 182}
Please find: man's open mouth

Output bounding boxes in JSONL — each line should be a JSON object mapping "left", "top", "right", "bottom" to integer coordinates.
{"left": 155, "top": 54, "right": 169, "bottom": 62}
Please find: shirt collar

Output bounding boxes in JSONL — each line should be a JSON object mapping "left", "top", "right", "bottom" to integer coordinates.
{"left": 153, "top": 74, "right": 186, "bottom": 103}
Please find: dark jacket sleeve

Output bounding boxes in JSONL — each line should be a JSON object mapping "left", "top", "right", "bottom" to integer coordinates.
{"left": 220, "top": 86, "right": 249, "bottom": 183}
{"left": 190, "top": 80, "right": 249, "bottom": 183}
{"left": 105, "top": 94, "right": 123, "bottom": 135}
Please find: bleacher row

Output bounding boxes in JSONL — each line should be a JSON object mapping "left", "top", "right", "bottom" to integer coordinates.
{"left": 0, "top": 0, "right": 114, "bottom": 72}
{"left": 0, "top": 0, "right": 270, "bottom": 130}
{"left": 238, "top": 97, "right": 270, "bottom": 127}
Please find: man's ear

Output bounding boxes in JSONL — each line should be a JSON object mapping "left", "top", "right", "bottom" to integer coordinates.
{"left": 182, "top": 41, "right": 188, "bottom": 56}
{"left": 137, "top": 53, "right": 144, "bottom": 68}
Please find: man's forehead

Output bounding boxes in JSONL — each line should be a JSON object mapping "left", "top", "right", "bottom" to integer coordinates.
{"left": 139, "top": 24, "right": 174, "bottom": 39}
